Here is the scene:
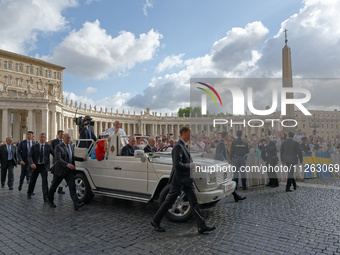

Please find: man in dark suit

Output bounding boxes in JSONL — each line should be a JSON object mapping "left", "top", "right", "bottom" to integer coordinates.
{"left": 280, "top": 132, "right": 303, "bottom": 192}
{"left": 121, "top": 136, "right": 139, "bottom": 156}
{"left": 259, "top": 136, "right": 279, "bottom": 187}
{"left": 51, "top": 130, "right": 65, "bottom": 194}
{"left": 215, "top": 131, "right": 246, "bottom": 202}
{"left": 144, "top": 137, "right": 157, "bottom": 153}
{"left": 0, "top": 137, "right": 18, "bottom": 190}
{"left": 151, "top": 126, "right": 216, "bottom": 234}
{"left": 79, "top": 116, "right": 97, "bottom": 148}
{"left": 48, "top": 133, "right": 86, "bottom": 210}
{"left": 17, "top": 131, "right": 36, "bottom": 191}
{"left": 27, "top": 133, "right": 54, "bottom": 201}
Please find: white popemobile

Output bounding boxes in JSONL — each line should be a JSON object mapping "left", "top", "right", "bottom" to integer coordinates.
{"left": 72, "top": 134, "right": 236, "bottom": 222}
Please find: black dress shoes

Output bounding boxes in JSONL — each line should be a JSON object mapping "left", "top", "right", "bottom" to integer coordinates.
{"left": 232, "top": 191, "right": 247, "bottom": 202}
{"left": 1, "top": 184, "right": 4, "bottom": 188}
{"left": 294, "top": 186, "right": 298, "bottom": 190}
{"left": 58, "top": 187, "right": 65, "bottom": 194}
{"left": 27, "top": 194, "right": 32, "bottom": 199}
{"left": 74, "top": 202, "right": 85, "bottom": 210}
{"left": 151, "top": 220, "right": 165, "bottom": 232}
{"left": 271, "top": 184, "right": 279, "bottom": 188}
{"left": 286, "top": 189, "right": 293, "bottom": 192}
{"left": 198, "top": 225, "right": 216, "bottom": 234}
{"left": 9, "top": 187, "right": 13, "bottom": 190}
{"left": 43, "top": 196, "right": 49, "bottom": 202}
{"left": 265, "top": 183, "right": 273, "bottom": 187}
{"left": 18, "top": 184, "right": 22, "bottom": 191}
{"left": 48, "top": 201, "right": 56, "bottom": 208}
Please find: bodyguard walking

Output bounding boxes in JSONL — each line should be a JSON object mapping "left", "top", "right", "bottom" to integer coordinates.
{"left": 51, "top": 130, "right": 65, "bottom": 194}
{"left": 215, "top": 131, "right": 246, "bottom": 201}
{"left": 48, "top": 133, "right": 86, "bottom": 210}
{"left": 229, "top": 130, "right": 249, "bottom": 190}
{"left": 280, "top": 132, "right": 303, "bottom": 192}
{"left": 17, "top": 131, "right": 36, "bottom": 191}
{"left": 260, "top": 136, "right": 279, "bottom": 187}
{"left": 151, "top": 126, "right": 216, "bottom": 234}
{"left": 27, "top": 133, "right": 54, "bottom": 201}
{"left": 0, "top": 137, "right": 18, "bottom": 190}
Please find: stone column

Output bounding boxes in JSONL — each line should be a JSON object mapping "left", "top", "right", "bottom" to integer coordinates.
{"left": 94, "top": 121, "right": 98, "bottom": 137}
{"left": 28, "top": 110, "right": 33, "bottom": 132}
{"left": 41, "top": 109, "right": 49, "bottom": 139}
{"left": 2, "top": 109, "right": 9, "bottom": 140}
{"left": 98, "top": 121, "right": 103, "bottom": 135}
{"left": 51, "top": 110, "right": 57, "bottom": 139}
{"left": 13, "top": 111, "right": 21, "bottom": 141}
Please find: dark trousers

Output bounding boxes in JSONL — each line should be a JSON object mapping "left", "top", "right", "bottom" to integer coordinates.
{"left": 19, "top": 160, "right": 31, "bottom": 185}
{"left": 48, "top": 171, "right": 79, "bottom": 205}
{"left": 266, "top": 162, "right": 279, "bottom": 186}
{"left": 233, "top": 156, "right": 247, "bottom": 189}
{"left": 153, "top": 184, "right": 205, "bottom": 228}
{"left": 27, "top": 164, "right": 49, "bottom": 197}
{"left": 1, "top": 160, "right": 15, "bottom": 188}
{"left": 286, "top": 163, "right": 297, "bottom": 190}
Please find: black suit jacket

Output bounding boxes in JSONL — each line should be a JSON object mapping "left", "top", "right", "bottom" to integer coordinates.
{"left": 280, "top": 138, "right": 303, "bottom": 164}
{"left": 215, "top": 139, "right": 229, "bottom": 161}
{"left": 0, "top": 144, "right": 18, "bottom": 166}
{"left": 17, "top": 140, "right": 36, "bottom": 162}
{"left": 144, "top": 145, "right": 157, "bottom": 153}
{"left": 51, "top": 138, "right": 63, "bottom": 151}
{"left": 79, "top": 125, "right": 97, "bottom": 148}
{"left": 169, "top": 139, "right": 192, "bottom": 187}
{"left": 260, "top": 141, "right": 278, "bottom": 164}
{"left": 52, "top": 142, "right": 84, "bottom": 177}
{"left": 121, "top": 144, "right": 139, "bottom": 156}
{"left": 28, "top": 143, "right": 54, "bottom": 171}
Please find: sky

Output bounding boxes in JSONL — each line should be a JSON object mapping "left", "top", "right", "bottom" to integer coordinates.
{"left": 0, "top": 0, "right": 339, "bottom": 115}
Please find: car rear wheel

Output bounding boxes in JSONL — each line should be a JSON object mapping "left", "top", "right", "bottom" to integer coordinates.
{"left": 75, "top": 172, "right": 94, "bottom": 203}
{"left": 159, "top": 185, "right": 193, "bottom": 222}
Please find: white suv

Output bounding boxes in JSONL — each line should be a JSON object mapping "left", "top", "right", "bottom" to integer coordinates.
{"left": 73, "top": 135, "right": 235, "bottom": 222}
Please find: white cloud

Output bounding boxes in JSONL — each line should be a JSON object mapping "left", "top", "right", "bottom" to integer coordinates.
{"left": 42, "top": 20, "right": 162, "bottom": 79}
{"left": 82, "top": 86, "right": 98, "bottom": 96}
{"left": 63, "top": 91, "right": 133, "bottom": 112}
{"left": 156, "top": 54, "right": 185, "bottom": 73}
{"left": 256, "top": 0, "right": 340, "bottom": 78}
{"left": 143, "top": 0, "right": 153, "bottom": 16}
{"left": 0, "top": 0, "right": 77, "bottom": 54}
{"left": 126, "top": 21, "right": 268, "bottom": 112}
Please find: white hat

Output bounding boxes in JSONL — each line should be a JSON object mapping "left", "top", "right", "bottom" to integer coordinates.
{"left": 100, "top": 131, "right": 109, "bottom": 136}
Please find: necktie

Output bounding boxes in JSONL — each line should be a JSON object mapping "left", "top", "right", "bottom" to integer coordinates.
{"left": 7, "top": 145, "right": 11, "bottom": 160}
{"left": 67, "top": 145, "right": 72, "bottom": 163}
{"left": 28, "top": 141, "right": 31, "bottom": 151}
{"left": 40, "top": 145, "right": 44, "bottom": 163}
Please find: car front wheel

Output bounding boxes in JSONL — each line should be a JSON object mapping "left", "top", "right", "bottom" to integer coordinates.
{"left": 158, "top": 184, "right": 193, "bottom": 222}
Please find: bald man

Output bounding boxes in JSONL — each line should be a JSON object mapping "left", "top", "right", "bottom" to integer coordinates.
{"left": 121, "top": 136, "right": 139, "bottom": 156}
{"left": 144, "top": 137, "right": 157, "bottom": 153}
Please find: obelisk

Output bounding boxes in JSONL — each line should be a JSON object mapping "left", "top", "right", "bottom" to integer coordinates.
{"left": 282, "top": 29, "right": 294, "bottom": 126}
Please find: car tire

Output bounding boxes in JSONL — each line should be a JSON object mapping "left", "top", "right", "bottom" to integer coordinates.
{"left": 75, "top": 172, "right": 94, "bottom": 203}
{"left": 159, "top": 184, "right": 193, "bottom": 222}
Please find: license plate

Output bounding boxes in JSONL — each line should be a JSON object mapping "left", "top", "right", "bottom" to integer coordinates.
{"left": 223, "top": 183, "right": 232, "bottom": 192}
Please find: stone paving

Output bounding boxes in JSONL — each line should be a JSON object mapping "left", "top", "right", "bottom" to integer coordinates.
{"left": 1, "top": 170, "right": 340, "bottom": 254}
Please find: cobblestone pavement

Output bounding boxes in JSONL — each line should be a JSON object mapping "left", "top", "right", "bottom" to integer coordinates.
{"left": 1, "top": 170, "right": 340, "bottom": 255}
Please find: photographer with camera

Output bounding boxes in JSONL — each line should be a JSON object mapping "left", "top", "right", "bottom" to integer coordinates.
{"left": 78, "top": 116, "right": 97, "bottom": 148}
{"left": 259, "top": 136, "right": 279, "bottom": 188}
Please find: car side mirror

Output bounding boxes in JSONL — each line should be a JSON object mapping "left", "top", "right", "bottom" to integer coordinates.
{"left": 134, "top": 150, "right": 147, "bottom": 162}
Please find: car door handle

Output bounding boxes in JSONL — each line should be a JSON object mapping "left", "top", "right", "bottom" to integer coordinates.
{"left": 114, "top": 167, "right": 121, "bottom": 170}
